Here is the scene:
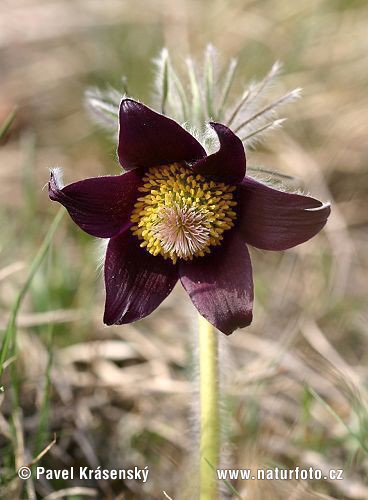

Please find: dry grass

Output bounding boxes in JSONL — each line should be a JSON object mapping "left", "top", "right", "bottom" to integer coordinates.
{"left": 0, "top": 0, "right": 368, "bottom": 498}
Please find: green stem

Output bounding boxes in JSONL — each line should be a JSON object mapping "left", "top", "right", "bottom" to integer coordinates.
{"left": 199, "top": 314, "right": 219, "bottom": 499}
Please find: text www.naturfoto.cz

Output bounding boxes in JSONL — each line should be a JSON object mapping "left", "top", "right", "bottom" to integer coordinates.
{"left": 217, "top": 467, "right": 343, "bottom": 481}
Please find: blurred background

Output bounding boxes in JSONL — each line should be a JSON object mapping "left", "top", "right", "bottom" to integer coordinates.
{"left": 1, "top": 0, "right": 368, "bottom": 498}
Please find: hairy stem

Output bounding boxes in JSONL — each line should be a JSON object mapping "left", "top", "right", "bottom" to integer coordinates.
{"left": 199, "top": 314, "right": 219, "bottom": 499}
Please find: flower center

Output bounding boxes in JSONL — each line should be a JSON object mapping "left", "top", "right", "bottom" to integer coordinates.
{"left": 130, "top": 163, "right": 237, "bottom": 264}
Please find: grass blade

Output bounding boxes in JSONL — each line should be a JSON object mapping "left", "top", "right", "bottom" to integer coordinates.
{"left": 309, "top": 386, "right": 368, "bottom": 455}
{"left": 204, "top": 458, "right": 242, "bottom": 499}
{"left": 0, "top": 208, "right": 64, "bottom": 382}
{"left": 0, "top": 108, "right": 17, "bottom": 141}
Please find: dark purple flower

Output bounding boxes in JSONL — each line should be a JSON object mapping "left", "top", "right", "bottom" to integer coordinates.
{"left": 49, "top": 99, "right": 330, "bottom": 335}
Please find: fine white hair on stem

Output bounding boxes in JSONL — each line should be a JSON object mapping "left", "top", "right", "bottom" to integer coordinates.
{"left": 247, "top": 165, "right": 295, "bottom": 184}
{"left": 202, "top": 122, "right": 220, "bottom": 154}
{"left": 186, "top": 56, "right": 204, "bottom": 128}
{"left": 226, "top": 60, "right": 282, "bottom": 128}
{"left": 85, "top": 86, "right": 123, "bottom": 130}
{"left": 217, "top": 333, "right": 235, "bottom": 474}
{"left": 235, "top": 87, "right": 302, "bottom": 148}
{"left": 203, "top": 44, "right": 220, "bottom": 120}
{"left": 218, "top": 57, "right": 238, "bottom": 122}
{"left": 95, "top": 238, "right": 109, "bottom": 277}
{"left": 224, "top": 61, "right": 301, "bottom": 147}
{"left": 247, "top": 60, "right": 283, "bottom": 108}
{"left": 188, "top": 314, "right": 233, "bottom": 478}
{"left": 180, "top": 121, "right": 219, "bottom": 154}
{"left": 180, "top": 122, "right": 207, "bottom": 150}
{"left": 234, "top": 87, "right": 302, "bottom": 135}
{"left": 152, "top": 48, "right": 170, "bottom": 116}
{"left": 84, "top": 47, "right": 300, "bottom": 149}
{"left": 241, "top": 117, "right": 287, "bottom": 148}
{"left": 153, "top": 48, "right": 191, "bottom": 124}
{"left": 49, "top": 167, "right": 64, "bottom": 189}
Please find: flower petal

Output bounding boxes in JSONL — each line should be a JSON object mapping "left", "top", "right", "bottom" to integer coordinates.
{"left": 48, "top": 169, "right": 142, "bottom": 238}
{"left": 238, "top": 176, "right": 331, "bottom": 250}
{"left": 118, "top": 99, "right": 206, "bottom": 170}
{"left": 192, "top": 122, "right": 246, "bottom": 183}
{"left": 104, "top": 230, "right": 178, "bottom": 325}
{"left": 179, "top": 231, "right": 253, "bottom": 335}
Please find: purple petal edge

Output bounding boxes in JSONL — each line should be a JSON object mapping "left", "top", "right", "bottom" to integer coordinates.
{"left": 179, "top": 231, "right": 253, "bottom": 335}
{"left": 48, "top": 169, "right": 142, "bottom": 238}
{"left": 238, "top": 176, "right": 331, "bottom": 250}
{"left": 118, "top": 99, "right": 206, "bottom": 170}
{"left": 104, "top": 230, "right": 178, "bottom": 325}
{"left": 192, "top": 122, "right": 246, "bottom": 184}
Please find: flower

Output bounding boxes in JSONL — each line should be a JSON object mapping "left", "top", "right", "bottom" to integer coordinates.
{"left": 49, "top": 99, "right": 330, "bottom": 335}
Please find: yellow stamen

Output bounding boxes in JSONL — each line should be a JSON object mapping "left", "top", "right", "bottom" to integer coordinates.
{"left": 130, "top": 163, "right": 237, "bottom": 263}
